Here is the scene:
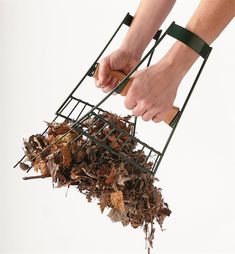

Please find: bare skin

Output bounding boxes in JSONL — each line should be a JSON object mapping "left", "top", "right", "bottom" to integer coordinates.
{"left": 96, "top": 0, "right": 235, "bottom": 123}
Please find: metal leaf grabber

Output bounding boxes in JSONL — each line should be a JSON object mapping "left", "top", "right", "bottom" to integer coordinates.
{"left": 15, "top": 12, "right": 211, "bottom": 173}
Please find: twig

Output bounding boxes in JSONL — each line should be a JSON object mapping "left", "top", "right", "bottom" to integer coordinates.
{"left": 23, "top": 175, "right": 51, "bottom": 180}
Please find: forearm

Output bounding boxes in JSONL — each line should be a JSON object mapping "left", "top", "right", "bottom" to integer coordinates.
{"left": 120, "top": 0, "right": 176, "bottom": 59}
{"left": 164, "top": 0, "right": 235, "bottom": 79}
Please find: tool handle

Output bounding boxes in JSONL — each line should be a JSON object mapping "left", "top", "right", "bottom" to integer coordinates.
{"left": 94, "top": 66, "right": 180, "bottom": 126}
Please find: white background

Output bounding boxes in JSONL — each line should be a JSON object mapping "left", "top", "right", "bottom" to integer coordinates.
{"left": 0, "top": 0, "right": 234, "bottom": 253}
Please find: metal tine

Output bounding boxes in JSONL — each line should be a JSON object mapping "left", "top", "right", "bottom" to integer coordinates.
{"left": 119, "top": 128, "right": 137, "bottom": 151}
{"left": 71, "top": 97, "right": 106, "bottom": 115}
{"left": 75, "top": 104, "right": 87, "bottom": 121}
{"left": 42, "top": 115, "right": 60, "bottom": 135}
{"left": 119, "top": 133, "right": 138, "bottom": 153}
{"left": 70, "top": 122, "right": 110, "bottom": 162}
{"left": 58, "top": 97, "right": 73, "bottom": 115}
{"left": 152, "top": 153, "right": 161, "bottom": 174}
{"left": 119, "top": 137, "right": 131, "bottom": 151}
{"left": 80, "top": 115, "right": 101, "bottom": 129}
{"left": 85, "top": 118, "right": 109, "bottom": 138}
{"left": 132, "top": 145, "right": 148, "bottom": 190}
{"left": 142, "top": 150, "right": 152, "bottom": 166}
{"left": 65, "top": 100, "right": 80, "bottom": 120}
{"left": 105, "top": 131, "right": 123, "bottom": 146}
{"left": 75, "top": 101, "right": 106, "bottom": 123}
{"left": 100, "top": 126, "right": 115, "bottom": 141}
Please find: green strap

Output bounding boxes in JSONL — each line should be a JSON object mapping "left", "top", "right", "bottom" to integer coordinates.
{"left": 166, "top": 22, "right": 212, "bottom": 59}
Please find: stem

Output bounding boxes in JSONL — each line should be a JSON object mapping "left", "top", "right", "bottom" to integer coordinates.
{"left": 23, "top": 175, "right": 51, "bottom": 180}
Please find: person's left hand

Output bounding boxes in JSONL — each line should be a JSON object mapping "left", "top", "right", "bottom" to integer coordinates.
{"left": 124, "top": 59, "right": 182, "bottom": 123}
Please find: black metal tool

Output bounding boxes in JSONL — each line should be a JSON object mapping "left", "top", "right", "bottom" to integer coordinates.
{"left": 14, "top": 13, "right": 212, "bottom": 177}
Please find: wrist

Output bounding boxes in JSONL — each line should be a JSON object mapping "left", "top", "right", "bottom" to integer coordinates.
{"left": 119, "top": 42, "right": 143, "bottom": 61}
{"left": 163, "top": 41, "right": 199, "bottom": 79}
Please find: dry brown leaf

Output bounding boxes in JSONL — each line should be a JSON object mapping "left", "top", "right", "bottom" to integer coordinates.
{"left": 99, "top": 193, "right": 109, "bottom": 213}
{"left": 107, "top": 208, "right": 129, "bottom": 226}
{"left": 61, "top": 145, "right": 72, "bottom": 167}
{"left": 75, "top": 149, "right": 87, "bottom": 163}
{"left": 110, "top": 191, "right": 125, "bottom": 212}
{"left": 34, "top": 158, "right": 49, "bottom": 175}
{"left": 19, "top": 162, "right": 30, "bottom": 171}
{"left": 47, "top": 121, "right": 70, "bottom": 135}
{"left": 105, "top": 166, "right": 116, "bottom": 185}
{"left": 110, "top": 141, "right": 121, "bottom": 150}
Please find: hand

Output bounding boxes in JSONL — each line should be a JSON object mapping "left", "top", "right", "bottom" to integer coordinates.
{"left": 95, "top": 49, "right": 140, "bottom": 93}
{"left": 124, "top": 59, "right": 182, "bottom": 123}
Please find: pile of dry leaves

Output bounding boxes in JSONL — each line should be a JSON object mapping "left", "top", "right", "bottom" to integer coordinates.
{"left": 19, "top": 112, "right": 171, "bottom": 250}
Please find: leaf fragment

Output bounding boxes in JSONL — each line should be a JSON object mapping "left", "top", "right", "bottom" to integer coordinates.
{"left": 19, "top": 162, "right": 30, "bottom": 171}
{"left": 110, "top": 191, "right": 125, "bottom": 212}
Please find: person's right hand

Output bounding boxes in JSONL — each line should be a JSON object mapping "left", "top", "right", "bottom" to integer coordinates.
{"left": 95, "top": 49, "right": 140, "bottom": 93}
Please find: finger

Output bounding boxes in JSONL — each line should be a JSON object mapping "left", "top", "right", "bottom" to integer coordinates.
{"left": 124, "top": 95, "right": 137, "bottom": 110}
{"left": 98, "top": 75, "right": 113, "bottom": 89}
{"left": 97, "top": 58, "right": 110, "bottom": 87}
{"left": 152, "top": 113, "right": 162, "bottom": 123}
{"left": 124, "top": 82, "right": 138, "bottom": 110}
{"left": 152, "top": 110, "right": 169, "bottom": 123}
{"left": 141, "top": 108, "right": 159, "bottom": 122}
{"left": 153, "top": 104, "right": 174, "bottom": 123}
{"left": 102, "top": 78, "right": 119, "bottom": 93}
{"left": 132, "top": 104, "right": 146, "bottom": 117}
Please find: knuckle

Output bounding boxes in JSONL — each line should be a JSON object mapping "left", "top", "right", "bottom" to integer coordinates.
{"left": 142, "top": 100, "right": 152, "bottom": 109}
{"left": 133, "top": 105, "right": 144, "bottom": 117}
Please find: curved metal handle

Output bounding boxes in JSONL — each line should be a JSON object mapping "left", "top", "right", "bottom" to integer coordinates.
{"left": 166, "top": 22, "right": 212, "bottom": 59}
{"left": 94, "top": 65, "right": 180, "bottom": 126}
